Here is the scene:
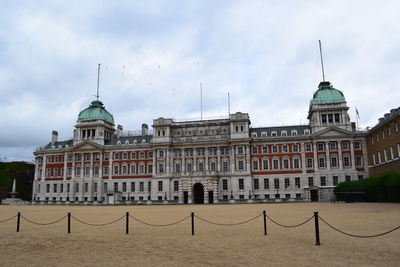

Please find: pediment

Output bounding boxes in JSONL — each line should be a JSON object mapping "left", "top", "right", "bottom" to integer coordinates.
{"left": 312, "top": 126, "right": 353, "bottom": 138}
{"left": 72, "top": 140, "right": 103, "bottom": 150}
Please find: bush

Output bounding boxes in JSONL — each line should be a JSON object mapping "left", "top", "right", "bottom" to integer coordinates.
{"left": 334, "top": 172, "right": 400, "bottom": 202}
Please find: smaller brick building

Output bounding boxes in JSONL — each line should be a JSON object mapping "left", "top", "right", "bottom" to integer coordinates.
{"left": 366, "top": 107, "right": 400, "bottom": 176}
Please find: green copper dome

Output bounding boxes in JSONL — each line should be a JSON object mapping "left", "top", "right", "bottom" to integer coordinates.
{"left": 310, "top": 81, "right": 346, "bottom": 105}
{"left": 77, "top": 100, "right": 114, "bottom": 125}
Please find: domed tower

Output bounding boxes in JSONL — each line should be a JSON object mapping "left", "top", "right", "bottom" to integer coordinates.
{"left": 307, "top": 81, "right": 352, "bottom": 133}
{"left": 73, "top": 100, "right": 115, "bottom": 146}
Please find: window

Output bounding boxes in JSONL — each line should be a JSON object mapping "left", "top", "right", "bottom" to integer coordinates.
{"left": 175, "top": 163, "right": 181, "bottom": 173}
{"left": 222, "top": 179, "right": 228, "bottom": 190}
{"left": 354, "top": 141, "right": 361, "bottom": 150}
{"left": 333, "top": 176, "right": 339, "bottom": 186}
{"left": 84, "top": 166, "right": 90, "bottom": 176}
{"left": 284, "top": 178, "right": 290, "bottom": 188}
{"left": 272, "top": 146, "right": 278, "bottom": 153}
{"left": 320, "top": 176, "right": 326, "bottom": 186}
{"left": 295, "top": 177, "right": 300, "bottom": 188}
{"left": 328, "top": 114, "right": 333, "bottom": 123}
{"left": 139, "top": 164, "right": 145, "bottom": 174}
{"left": 273, "top": 159, "right": 279, "bottom": 169}
{"left": 331, "top": 157, "right": 337, "bottom": 168}
{"left": 274, "top": 178, "right": 279, "bottom": 189}
{"left": 187, "top": 163, "right": 192, "bottom": 172}
{"left": 114, "top": 182, "right": 118, "bottom": 192}
{"left": 148, "top": 165, "right": 152, "bottom": 174}
{"left": 210, "top": 162, "right": 216, "bottom": 171}
{"left": 114, "top": 152, "right": 119, "bottom": 160}
{"left": 75, "top": 183, "right": 79, "bottom": 193}
{"left": 67, "top": 183, "right": 70, "bottom": 193}
{"left": 345, "top": 175, "right": 351, "bottom": 182}
{"left": 356, "top": 156, "right": 363, "bottom": 167}
{"left": 53, "top": 184, "right": 57, "bottom": 193}
{"left": 293, "top": 144, "right": 299, "bottom": 152}
{"left": 148, "top": 182, "right": 151, "bottom": 192}
{"left": 222, "top": 161, "right": 229, "bottom": 171}
{"left": 319, "top": 157, "right": 325, "bottom": 168}
{"left": 158, "top": 181, "right": 163, "bottom": 192}
{"left": 139, "top": 182, "right": 144, "bottom": 192}
{"left": 103, "top": 182, "right": 108, "bottom": 192}
{"left": 46, "top": 184, "right": 50, "bottom": 193}
{"left": 60, "top": 183, "right": 64, "bottom": 193}
{"left": 159, "top": 164, "right": 164, "bottom": 173}
{"left": 76, "top": 166, "right": 81, "bottom": 176}
{"left": 254, "top": 179, "right": 259, "bottom": 190}
{"left": 390, "top": 146, "right": 394, "bottom": 160}
{"left": 122, "top": 182, "right": 127, "bottom": 192}
{"left": 238, "top": 179, "right": 244, "bottom": 190}
{"left": 282, "top": 145, "right": 288, "bottom": 153}
{"left": 264, "top": 178, "right": 269, "bottom": 189}
{"left": 104, "top": 166, "right": 109, "bottom": 175}
{"left": 317, "top": 143, "right": 324, "bottom": 151}
{"left": 131, "top": 182, "right": 135, "bottom": 192}
{"left": 130, "top": 164, "right": 136, "bottom": 174}
{"left": 94, "top": 166, "right": 99, "bottom": 176}
{"left": 252, "top": 146, "right": 258, "bottom": 154}
{"left": 252, "top": 160, "right": 258, "bottom": 170}
{"left": 122, "top": 165, "right": 127, "bottom": 175}
{"left": 304, "top": 129, "right": 310, "bottom": 135}
{"left": 54, "top": 156, "right": 59, "bottom": 163}
{"left": 343, "top": 156, "right": 350, "bottom": 167}
{"left": 263, "top": 159, "right": 269, "bottom": 170}
{"left": 306, "top": 144, "right": 312, "bottom": 152}
{"left": 384, "top": 149, "right": 388, "bottom": 162}
{"left": 293, "top": 158, "right": 300, "bottom": 169}
{"left": 334, "top": 113, "right": 340, "bottom": 123}
{"left": 281, "top": 131, "right": 287, "bottom": 136}
{"left": 283, "top": 159, "right": 289, "bottom": 169}
{"left": 174, "top": 181, "right": 179, "bottom": 191}
{"left": 262, "top": 146, "right": 267, "bottom": 153}
{"left": 285, "top": 194, "right": 291, "bottom": 199}
{"left": 329, "top": 142, "right": 337, "bottom": 151}
{"left": 198, "top": 162, "right": 204, "bottom": 171}
{"left": 54, "top": 168, "right": 59, "bottom": 177}
{"left": 238, "top": 160, "right": 244, "bottom": 170}
{"left": 358, "top": 175, "right": 363, "bottom": 181}
{"left": 291, "top": 130, "right": 297, "bottom": 136}
{"left": 131, "top": 152, "right": 136, "bottom": 159}
{"left": 123, "top": 152, "right": 128, "bottom": 160}
{"left": 261, "top": 132, "right": 267, "bottom": 137}
{"left": 271, "top": 131, "right": 277, "bottom": 136}
{"left": 251, "top": 132, "right": 258, "bottom": 138}
{"left": 342, "top": 142, "right": 349, "bottom": 150}
{"left": 85, "top": 183, "right": 88, "bottom": 193}
{"left": 148, "top": 151, "right": 153, "bottom": 158}
{"left": 159, "top": 150, "right": 164, "bottom": 158}
{"left": 308, "top": 177, "right": 314, "bottom": 186}
{"left": 321, "top": 114, "right": 327, "bottom": 123}
{"left": 378, "top": 152, "right": 381, "bottom": 163}
{"left": 140, "top": 152, "right": 145, "bottom": 159}
{"left": 237, "top": 146, "right": 243, "bottom": 154}
{"left": 373, "top": 154, "right": 376, "bottom": 165}
{"left": 114, "top": 165, "right": 119, "bottom": 175}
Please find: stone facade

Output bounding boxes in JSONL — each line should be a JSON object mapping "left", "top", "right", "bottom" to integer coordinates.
{"left": 32, "top": 81, "right": 369, "bottom": 204}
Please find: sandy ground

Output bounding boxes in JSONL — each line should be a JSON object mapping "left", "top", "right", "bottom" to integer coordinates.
{"left": 0, "top": 202, "right": 399, "bottom": 267}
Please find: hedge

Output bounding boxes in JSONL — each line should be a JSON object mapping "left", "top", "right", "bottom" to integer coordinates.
{"left": 334, "top": 172, "right": 400, "bottom": 202}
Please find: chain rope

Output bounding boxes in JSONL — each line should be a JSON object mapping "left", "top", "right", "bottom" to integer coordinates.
{"left": 71, "top": 215, "right": 125, "bottom": 227}
{"left": 318, "top": 216, "right": 400, "bottom": 238}
{"left": 129, "top": 214, "right": 191, "bottom": 227}
{"left": 194, "top": 213, "right": 263, "bottom": 226}
{"left": 20, "top": 215, "right": 67, "bottom": 226}
{"left": 266, "top": 214, "right": 314, "bottom": 228}
{"left": 0, "top": 215, "right": 17, "bottom": 223}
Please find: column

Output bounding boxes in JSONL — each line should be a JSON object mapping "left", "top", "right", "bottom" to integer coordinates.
{"left": 152, "top": 149, "right": 156, "bottom": 174}
{"left": 188, "top": 180, "right": 192, "bottom": 204}
{"left": 213, "top": 180, "right": 218, "bottom": 203}
{"left": 350, "top": 140, "right": 356, "bottom": 170}
{"left": 181, "top": 149, "right": 186, "bottom": 172}
{"left": 178, "top": 180, "right": 183, "bottom": 204}
{"left": 313, "top": 142, "right": 318, "bottom": 171}
{"left": 109, "top": 152, "right": 113, "bottom": 180}
{"left": 338, "top": 141, "right": 343, "bottom": 170}
{"left": 205, "top": 147, "right": 209, "bottom": 171}
{"left": 300, "top": 143, "right": 306, "bottom": 173}
{"left": 325, "top": 142, "right": 331, "bottom": 171}
{"left": 246, "top": 145, "right": 251, "bottom": 171}
{"left": 204, "top": 182, "right": 208, "bottom": 204}
{"left": 90, "top": 152, "right": 94, "bottom": 201}
{"left": 217, "top": 146, "right": 221, "bottom": 172}
{"left": 230, "top": 146, "right": 235, "bottom": 173}
{"left": 71, "top": 153, "right": 75, "bottom": 200}
{"left": 99, "top": 152, "right": 103, "bottom": 202}
{"left": 166, "top": 149, "right": 170, "bottom": 174}
{"left": 193, "top": 149, "right": 197, "bottom": 172}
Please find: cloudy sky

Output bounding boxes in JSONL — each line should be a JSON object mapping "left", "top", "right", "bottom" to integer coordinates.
{"left": 1, "top": 0, "right": 400, "bottom": 162}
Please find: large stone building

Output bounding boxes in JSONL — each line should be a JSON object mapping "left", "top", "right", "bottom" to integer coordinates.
{"left": 32, "top": 81, "right": 368, "bottom": 204}
{"left": 366, "top": 107, "right": 400, "bottom": 176}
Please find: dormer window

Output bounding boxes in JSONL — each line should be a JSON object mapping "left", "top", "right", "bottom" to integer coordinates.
{"left": 125, "top": 140, "right": 129, "bottom": 145}
{"left": 251, "top": 132, "right": 257, "bottom": 137}
{"left": 271, "top": 131, "right": 277, "bottom": 136}
{"left": 304, "top": 129, "right": 310, "bottom": 135}
{"left": 261, "top": 132, "right": 267, "bottom": 137}
{"left": 291, "top": 130, "right": 297, "bottom": 136}
{"left": 281, "top": 131, "right": 287, "bottom": 136}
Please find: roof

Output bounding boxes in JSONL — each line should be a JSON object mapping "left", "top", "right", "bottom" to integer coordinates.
{"left": 105, "top": 135, "right": 153, "bottom": 145}
{"left": 250, "top": 125, "right": 311, "bottom": 137}
{"left": 77, "top": 100, "right": 115, "bottom": 125}
{"left": 367, "top": 106, "right": 400, "bottom": 133}
{"left": 44, "top": 139, "right": 73, "bottom": 149}
{"left": 310, "top": 81, "right": 346, "bottom": 105}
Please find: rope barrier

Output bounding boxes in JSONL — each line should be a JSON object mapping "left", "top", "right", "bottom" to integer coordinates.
{"left": 129, "top": 214, "right": 191, "bottom": 227}
{"left": 71, "top": 215, "right": 125, "bottom": 227}
{"left": 318, "top": 216, "right": 400, "bottom": 238}
{"left": 21, "top": 215, "right": 67, "bottom": 226}
{"left": 194, "top": 213, "right": 263, "bottom": 226}
{"left": 0, "top": 215, "right": 17, "bottom": 223}
{"left": 266, "top": 214, "right": 314, "bottom": 228}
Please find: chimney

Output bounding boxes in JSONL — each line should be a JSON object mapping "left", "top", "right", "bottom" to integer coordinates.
{"left": 117, "top": 125, "right": 123, "bottom": 137}
{"left": 141, "top": 123, "right": 148, "bottom": 135}
{"left": 51, "top": 131, "right": 58, "bottom": 144}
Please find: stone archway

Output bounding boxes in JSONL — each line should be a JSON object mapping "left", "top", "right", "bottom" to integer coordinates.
{"left": 193, "top": 183, "right": 204, "bottom": 204}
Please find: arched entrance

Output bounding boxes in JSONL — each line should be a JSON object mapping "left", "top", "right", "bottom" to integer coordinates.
{"left": 193, "top": 183, "right": 204, "bottom": 204}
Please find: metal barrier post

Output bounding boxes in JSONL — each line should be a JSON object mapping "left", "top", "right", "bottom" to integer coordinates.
{"left": 126, "top": 212, "right": 129, "bottom": 235}
{"left": 263, "top": 210, "right": 267, "bottom": 235}
{"left": 191, "top": 212, "right": 194, "bottom": 236}
{"left": 314, "top": 212, "right": 320, "bottom": 246}
{"left": 17, "top": 212, "right": 21, "bottom": 232}
{"left": 68, "top": 212, "right": 71, "bottom": 234}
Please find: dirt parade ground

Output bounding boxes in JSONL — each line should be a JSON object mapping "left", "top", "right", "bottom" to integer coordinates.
{"left": 0, "top": 202, "right": 399, "bottom": 266}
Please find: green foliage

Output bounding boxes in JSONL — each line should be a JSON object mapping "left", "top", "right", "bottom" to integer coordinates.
{"left": 0, "top": 162, "right": 34, "bottom": 201}
{"left": 334, "top": 172, "right": 400, "bottom": 202}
